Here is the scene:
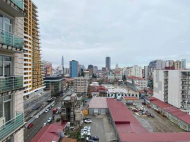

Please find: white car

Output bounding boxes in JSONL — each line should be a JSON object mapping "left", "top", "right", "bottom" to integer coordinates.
{"left": 84, "top": 119, "right": 92, "bottom": 123}
{"left": 43, "top": 122, "right": 47, "bottom": 126}
{"left": 47, "top": 117, "right": 52, "bottom": 123}
{"left": 51, "top": 103, "right": 55, "bottom": 107}
{"left": 45, "top": 109, "right": 49, "bottom": 113}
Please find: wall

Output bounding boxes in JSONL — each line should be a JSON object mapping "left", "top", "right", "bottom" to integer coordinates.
{"left": 168, "top": 71, "right": 181, "bottom": 108}
{"left": 153, "top": 70, "right": 164, "bottom": 101}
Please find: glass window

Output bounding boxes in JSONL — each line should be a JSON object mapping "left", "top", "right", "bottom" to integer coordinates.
{"left": 0, "top": 55, "right": 2, "bottom": 76}
{"left": 4, "top": 16, "right": 11, "bottom": 24}
{"left": 4, "top": 62, "right": 12, "bottom": 76}
{"left": 0, "top": 97, "right": 3, "bottom": 118}
{"left": 4, "top": 56, "right": 11, "bottom": 61}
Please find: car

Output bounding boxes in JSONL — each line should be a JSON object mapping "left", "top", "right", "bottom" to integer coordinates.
{"left": 84, "top": 119, "right": 92, "bottom": 123}
{"left": 43, "top": 122, "right": 47, "bottom": 126}
{"left": 69, "top": 127, "right": 76, "bottom": 131}
{"left": 47, "top": 117, "right": 52, "bottom": 123}
{"left": 83, "top": 117, "right": 91, "bottom": 120}
{"left": 51, "top": 103, "right": 55, "bottom": 107}
{"left": 84, "top": 126, "right": 91, "bottom": 130}
{"left": 88, "top": 136, "right": 99, "bottom": 141}
{"left": 45, "top": 109, "right": 49, "bottom": 113}
{"left": 150, "top": 113, "right": 154, "bottom": 118}
{"left": 27, "top": 123, "right": 34, "bottom": 129}
{"left": 58, "top": 107, "right": 60, "bottom": 110}
{"left": 132, "top": 108, "right": 138, "bottom": 112}
{"left": 86, "top": 139, "right": 97, "bottom": 142}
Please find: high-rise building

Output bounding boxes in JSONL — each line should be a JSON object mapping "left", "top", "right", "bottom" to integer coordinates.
{"left": 23, "top": 0, "right": 51, "bottom": 121}
{"left": 88, "top": 64, "right": 93, "bottom": 76}
{"left": 62, "top": 56, "right": 64, "bottom": 74}
{"left": 182, "top": 59, "right": 186, "bottom": 69}
{"left": 106, "top": 56, "right": 111, "bottom": 70}
{"left": 144, "top": 66, "right": 149, "bottom": 79}
{"left": 174, "top": 60, "right": 182, "bottom": 70}
{"left": 153, "top": 70, "right": 190, "bottom": 114}
{"left": 69, "top": 60, "right": 78, "bottom": 77}
{"left": 0, "top": 0, "right": 25, "bottom": 141}
{"left": 130, "top": 65, "right": 142, "bottom": 78}
{"left": 93, "top": 66, "right": 98, "bottom": 74}
{"left": 23, "top": 0, "right": 44, "bottom": 96}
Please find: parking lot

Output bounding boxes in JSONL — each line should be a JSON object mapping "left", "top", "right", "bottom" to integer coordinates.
{"left": 84, "top": 115, "right": 116, "bottom": 142}
{"left": 128, "top": 100, "right": 185, "bottom": 132}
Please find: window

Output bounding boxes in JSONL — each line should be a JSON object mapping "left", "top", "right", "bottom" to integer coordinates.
{"left": 0, "top": 14, "right": 3, "bottom": 30}
{"left": 0, "top": 14, "right": 12, "bottom": 33}
{"left": 0, "top": 55, "right": 13, "bottom": 76}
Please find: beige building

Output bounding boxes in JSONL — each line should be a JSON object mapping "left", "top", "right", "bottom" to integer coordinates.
{"left": 0, "top": 0, "right": 25, "bottom": 142}
{"left": 23, "top": 0, "right": 44, "bottom": 98}
{"left": 74, "top": 77, "right": 88, "bottom": 93}
{"left": 175, "top": 60, "right": 182, "bottom": 69}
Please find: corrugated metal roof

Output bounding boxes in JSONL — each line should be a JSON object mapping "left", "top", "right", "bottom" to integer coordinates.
{"left": 148, "top": 97, "right": 190, "bottom": 124}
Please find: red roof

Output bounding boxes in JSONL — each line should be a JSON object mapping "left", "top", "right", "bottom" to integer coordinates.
{"left": 106, "top": 98, "right": 148, "bottom": 133}
{"left": 148, "top": 97, "right": 190, "bottom": 124}
{"left": 30, "top": 122, "right": 67, "bottom": 142}
{"left": 107, "top": 98, "right": 190, "bottom": 142}
{"left": 119, "top": 132, "right": 190, "bottom": 142}
{"left": 128, "top": 76, "right": 145, "bottom": 80}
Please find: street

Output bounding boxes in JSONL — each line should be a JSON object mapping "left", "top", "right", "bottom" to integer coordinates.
{"left": 24, "top": 88, "right": 73, "bottom": 142}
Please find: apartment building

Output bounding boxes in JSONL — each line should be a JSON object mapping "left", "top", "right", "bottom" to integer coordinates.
{"left": 153, "top": 70, "right": 190, "bottom": 114}
{"left": 23, "top": 0, "right": 50, "bottom": 120}
{"left": 130, "top": 65, "right": 142, "bottom": 78}
{"left": 0, "top": 0, "right": 25, "bottom": 141}
{"left": 74, "top": 77, "right": 88, "bottom": 94}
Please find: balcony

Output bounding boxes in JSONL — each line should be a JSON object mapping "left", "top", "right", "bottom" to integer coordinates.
{"left": 0, "top": 76, "right": 23, "bottom": 94}
{"left": 0, "top": 30, "right": 23, "bottom": 51}
{"left": 0, "top": 112, "right": 24, "bottom": 141}
{"left": 0, "top": 0, "right": 24, "bottom": 17}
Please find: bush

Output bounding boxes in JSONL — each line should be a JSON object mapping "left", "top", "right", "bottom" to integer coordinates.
{"left": 56, "top": 118, "right": 61, "bottom": 122}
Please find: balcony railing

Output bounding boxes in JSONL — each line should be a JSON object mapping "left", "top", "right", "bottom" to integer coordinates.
{"left": 11, "top": 0, "right": 24, "bottom": 10}
{"left": 0, "top": 112, "right": 24, "bottom": 141}
{"left": 0, "top": 30, "right": 23, "bottom": 50}
{"left": 0, "top": 76, "right": 23, "bottom": 93}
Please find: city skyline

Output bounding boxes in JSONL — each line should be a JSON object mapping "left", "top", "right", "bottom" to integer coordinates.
{"left": 33, "top": 0, "right": 190, "bottom": 68}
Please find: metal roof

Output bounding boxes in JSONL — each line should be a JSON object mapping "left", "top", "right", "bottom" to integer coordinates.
{"left": 89, "top": 97, "right": 108, "bottom": 109}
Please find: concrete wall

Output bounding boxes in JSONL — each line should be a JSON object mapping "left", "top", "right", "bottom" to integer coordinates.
{"left": 153, "top": 70, "right": 164, "bottom": 101}
{"left": 89, "top": 108, "right": 108, "bottom": 115}
{"left": 168, "top": 71, "right": 181, "bottom": 108}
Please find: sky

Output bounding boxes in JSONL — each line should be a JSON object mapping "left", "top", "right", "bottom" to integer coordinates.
{"left": 33, "top": 0, "right": 190, "bottom": 69}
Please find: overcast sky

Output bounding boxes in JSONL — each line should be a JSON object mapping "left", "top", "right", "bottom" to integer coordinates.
{"left": 33, "top": 0, "right": 190, "bottom": 69}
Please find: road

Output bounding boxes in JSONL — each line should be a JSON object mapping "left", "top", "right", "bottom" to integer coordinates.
{"left": 24, "top": 88, "right": 73, "bottom": 142}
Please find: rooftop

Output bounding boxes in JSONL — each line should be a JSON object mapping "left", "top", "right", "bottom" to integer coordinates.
{"left": 30, "top": 122, "right": 66, "bottom": 142}
{"left": 127, "top": 76, "right": 146, "bottom": 80}
{"left": 89, "top": 97, "right": 108, "bottom": 109}
{"left": 107, "top": 98, "right": 190, "bottom": 142}
{"left": 148, "top": 97, "right": 190, "bottom": 124}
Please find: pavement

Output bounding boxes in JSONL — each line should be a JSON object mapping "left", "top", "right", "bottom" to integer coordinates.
{"left": 24, "top": 88, "right": 73, "bottom": 142}
{"left": 85, "top": 116, "right": 106, "bottom": 142}
{"left": 129, "top": 99, "right": 184, "bottom": 133}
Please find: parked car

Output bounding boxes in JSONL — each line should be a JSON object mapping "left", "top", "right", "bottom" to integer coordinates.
{"left": 132, "top": 108, "right": 138, "bottom": 112}
{"left": 27, "top": 123, "right": 34, "bottom": 129}
{"left": 51, "top": 103, "right": 55, "bottom": 107}
{"left": 84, "top": 119, "right": 92, "bottom": 123}
{"left": 87, "top": 136, "right": 99, "bottom": 141}
{"left": 69, "top": 126, "right": 76, "bottom": 131}
{"left": 47, "top": 117, "right": 52, "bottom": 123}
{"left": 150, "top": 113, "right": 154, "bottom": 118}
{"left": 86, "top": 139, "right": 97, "bottom": 142}
{"left": 43, "top": 122, "right": 47, "bottom": 126}
{"left": 53, "top": 108, "right": 58, "bottom": 114}
{"left": 45, "top": 109, "right": 49, "bottom": 113}
{"left": 84, "top": 126, "right": 91, "bottom": 130}
{"left": 142, "top": 102, "right": 146, "bottom": 105}
{"left": 83, "top": 117, "right": 91, "bottom": 120}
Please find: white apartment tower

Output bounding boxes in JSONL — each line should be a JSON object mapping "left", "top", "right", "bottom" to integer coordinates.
{"left": 154, "top": 70, "right": 190, "bottom": 114}
{"left": 0, "top": 0, "right": 25, "bottom": 141}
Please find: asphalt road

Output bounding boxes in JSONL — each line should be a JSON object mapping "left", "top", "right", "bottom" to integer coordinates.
{"left": 24, "top": 88, "right": 73, "bottom": 142}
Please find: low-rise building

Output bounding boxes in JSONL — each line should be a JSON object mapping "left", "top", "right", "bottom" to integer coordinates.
{"left": 127, "top": 76, "right": 148, "bottom": 90}
{"left": 74, "top": 77, "right": 88, "bottom": 94}
{"left": 44, "top": 76, "right": 64, "bottom": 96}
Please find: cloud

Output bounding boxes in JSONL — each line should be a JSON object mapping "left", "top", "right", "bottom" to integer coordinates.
{"left": 33, "top": 0, "right": 190, "bottom": 68}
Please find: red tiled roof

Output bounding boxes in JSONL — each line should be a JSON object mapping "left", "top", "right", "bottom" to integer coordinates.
{"left": 148, "top": 97, "right": 190, "bottom": 124}
{"left": 30, "top": 122, "right": 67, "bottom": 142}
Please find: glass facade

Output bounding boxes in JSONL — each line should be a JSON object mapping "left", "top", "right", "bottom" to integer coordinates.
{"left": 10, "top": 0, "right": 24, "bottom": 10}
{"left": 0, "top": 14, "right": 23, "bottom": 49}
